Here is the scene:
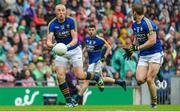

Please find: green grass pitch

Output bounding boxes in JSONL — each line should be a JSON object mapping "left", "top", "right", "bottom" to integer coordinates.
{"left": 0, "top": 105, "right": 180, "bottom": 111}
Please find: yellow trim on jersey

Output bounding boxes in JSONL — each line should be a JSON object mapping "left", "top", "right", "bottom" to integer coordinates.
{"left": 71, "top": 29, "right": 75, "bottom": 32}
{"left": 49, "top": 32, "right": 54, "bottom": 35}
{"left": 67, "top": 16, "right": 77, "bottom": 31}
{"left": 47, "top": 17, "right": 56, "bottom": 33}
{"left": 144, "top": 17, "right": 153, "bottom": 33}
{"left": 96, "top": 35, "right": 109, "bottom": 46}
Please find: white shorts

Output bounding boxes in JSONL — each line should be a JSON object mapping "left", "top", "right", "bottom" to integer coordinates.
{"left": 138, "top": 52, "right": 164, "bottom": 66}
{"left": 54, "top": 46, "right": 83, "bottom": 67}
{"left": 87, "top": 61, "right": 102, "bottom": 74}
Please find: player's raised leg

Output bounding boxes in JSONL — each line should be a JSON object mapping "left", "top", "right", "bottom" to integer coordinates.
{"left": 102, "top": 77, "right": 126, "bottom": 91}
{"left": 71, "top": 47, "right": 104, "bottom": 91}
{"left": 73, "top": 66, "right": 104, "bottom": 90}
{"left": 136, "top": 65, "right": 148, "bottom": 86}
{"left": 146, "top": 63, "right": 161, "bottom": 108}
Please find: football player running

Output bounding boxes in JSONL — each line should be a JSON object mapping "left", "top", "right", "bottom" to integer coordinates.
{"left": 75, "top": 24, "right": 126, "bottom": 103}
{"left": 47, "top": 4, "right": 104, "bottom": 107}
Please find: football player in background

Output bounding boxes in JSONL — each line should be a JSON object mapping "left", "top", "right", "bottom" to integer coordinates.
{"left": 75, "top": 24, "right": 126, "bottom": 103}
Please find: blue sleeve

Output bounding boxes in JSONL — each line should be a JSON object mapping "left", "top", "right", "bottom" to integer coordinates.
{"left": 101, "top": 39, "right": 106, "bottom": 45}
{"left": 69, "top": 18, "right": 77, "bottom": 31}
{"left": 97, "top": 36, "right": 106, "bottom": 45}
{"left": 143, "top": 19, "right": 157, "bottom": 34}
{"left": 48, "top": 22, "right": 54, "bottom": 33}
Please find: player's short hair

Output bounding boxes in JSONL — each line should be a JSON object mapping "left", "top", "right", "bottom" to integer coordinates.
{"left": 88, "top": 24, "right": 96, "bottom": 29}
{"left": 132, "top": 4, "right": 144, "bottom": 15}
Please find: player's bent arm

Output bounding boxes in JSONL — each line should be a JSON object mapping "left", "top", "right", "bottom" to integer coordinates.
{"left": 68, "top": 30, "right": 78, "bottom": 47}
{"left": 133, "top": 35, "right": 137, "bottom": 45}
{"left": 139, "top": 32, "right": 156, "bottom": 50}
{"left": 82, "top": 47, "right": 87, "bottom": 53}
{"left": 47, "top": 32, "right": 54, "bottom": 49}
{"left": 104, "top": 42, "right": 112, "bottom": 59}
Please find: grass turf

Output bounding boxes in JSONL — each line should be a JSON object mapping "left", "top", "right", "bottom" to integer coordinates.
{"left": 0, "top": 105, "right": 179, "bottom": 111}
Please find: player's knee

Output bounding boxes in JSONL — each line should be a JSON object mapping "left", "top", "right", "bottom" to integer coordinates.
{"left": 57, "top": 73, "right": 65, "bottom": 82}
{"left": 137, "top": 80, "right": 145, "bottom": 86}
{"left": 136, "top": 78, "right": 145, "bottom": 86}
{"left": 74, "top": 70, "right": 85, "bottom": 80}
{"left": 136, "top": 77, "right": 145, "bottom": 84}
